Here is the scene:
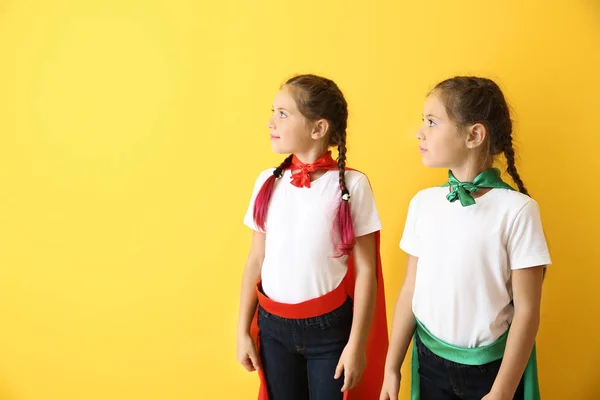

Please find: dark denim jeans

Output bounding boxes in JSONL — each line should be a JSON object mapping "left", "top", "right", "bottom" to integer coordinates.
{"left": 257, "top": 297, "right": 353, "bottom": 400}
{"left": 416, "top": 333, "right": 525, "bottom": 400}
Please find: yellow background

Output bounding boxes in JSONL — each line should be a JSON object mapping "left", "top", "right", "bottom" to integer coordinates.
{"left": 0, "top": 0, "right": 598, "bottom": 399}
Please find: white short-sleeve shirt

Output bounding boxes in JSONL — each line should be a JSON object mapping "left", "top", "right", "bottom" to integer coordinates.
{"left": 244, "top": 169, "right": 381, "bottom": 304}
{"left": 400, "top": 187, "right": 552, "bottom": 348}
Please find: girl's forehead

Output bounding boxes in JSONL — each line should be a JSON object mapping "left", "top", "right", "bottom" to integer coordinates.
{"left": 424, "top": 93, "right": 447, "bottom": 117}
{"left": 273, "top": 86, "right": 298, "bottom": 109}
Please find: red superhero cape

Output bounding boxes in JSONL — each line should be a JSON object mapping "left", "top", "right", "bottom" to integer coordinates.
{"left": 249, "top": 167, "right": 389, "bottom": 400}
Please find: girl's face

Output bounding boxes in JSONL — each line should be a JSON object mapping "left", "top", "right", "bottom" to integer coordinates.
{"left": 267, "top": 86, "right": 315, "bottom": 155}
{"left": 417, "top": 93, "right": 470, "bottom": 169}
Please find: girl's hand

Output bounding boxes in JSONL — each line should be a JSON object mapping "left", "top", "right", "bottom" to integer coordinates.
{"left": 237, "top": 333, "right": 260, "bottom": 372}
{"left": 379, "top": 369, "right": 401, "bottom": 400}
{"left": 334, "top": 342, "right": 366, "bottom": 391}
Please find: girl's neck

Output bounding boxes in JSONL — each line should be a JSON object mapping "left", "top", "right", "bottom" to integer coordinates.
{"left": 449, "top": 162, "right": 493, "bottom": 182}
{"left": 293, "top": 146, "right": 330, "bottom": 165}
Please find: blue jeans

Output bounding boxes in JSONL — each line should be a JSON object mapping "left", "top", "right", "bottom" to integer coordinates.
{"left": 257, "top": 297, "right": 353, "bottom": 400}
{"left": 416, "top": 333, "right": 525, "bottom": 400}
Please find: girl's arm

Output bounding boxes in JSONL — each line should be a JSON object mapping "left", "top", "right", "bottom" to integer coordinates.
{"left": 348, "top": 232, "right": 378, "bottom": 348}
{"left": 335, "top": 232, "right": 377, "bottom": 391}
{"left": 379, "top": 255, "right": 417, "bottom": 400}
{"left": 384, "top": 255, "right": 418, "bottom": 374}
{"left": 486, "top": 266, "right": 545, "bottom": 399}
{"left": 236, "top": 230, "right": 266, "bottom": 371}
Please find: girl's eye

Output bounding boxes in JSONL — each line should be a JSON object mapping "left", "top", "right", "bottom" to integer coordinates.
{"left": 427, "top": 119, "right": 436, "bottom": 127}
{"left": 279, "top": 111, "right": 287, "bottom": 118}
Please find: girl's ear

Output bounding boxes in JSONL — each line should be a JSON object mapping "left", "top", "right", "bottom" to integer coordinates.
{"left": 311, "top": 119, "right": 329, "bottom": 141}
{"left": 465, "top": 123, "right": 487, "bottom": 149}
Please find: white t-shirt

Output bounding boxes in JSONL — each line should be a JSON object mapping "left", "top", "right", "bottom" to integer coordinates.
{"left": 400, "top": 187, "right": 552, "bottom": 348}
{"left": 244, "top": 168, "right": 381, "bottom": 304}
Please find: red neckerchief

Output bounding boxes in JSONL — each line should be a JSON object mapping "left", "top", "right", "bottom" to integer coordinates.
{"left": 289, "top": 151, "right": 338, "bottom": 188}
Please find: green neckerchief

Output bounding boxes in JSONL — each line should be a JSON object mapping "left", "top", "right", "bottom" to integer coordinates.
{"left": 442, "top": 168, "right": 514, "bottom": 206}
{"left": 411, "top": 319, "right": 541, "bottom": 400}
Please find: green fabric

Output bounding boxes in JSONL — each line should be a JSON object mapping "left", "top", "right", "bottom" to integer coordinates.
{"left": 442, "top": 168, "right": 514, "bottom": 206}
{"left": 411, "top": 319, "right": 541, "bottom": 400}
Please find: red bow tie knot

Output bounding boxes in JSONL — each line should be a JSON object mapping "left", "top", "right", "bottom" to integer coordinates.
{"left": 288, "top": 152, "right": 338, "bottom": 188}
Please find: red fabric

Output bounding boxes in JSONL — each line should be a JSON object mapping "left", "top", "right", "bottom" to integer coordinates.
{"left": 250, "top": 165, "right": 389, "bottom": 400}
{"left": 289, "top": 151, "right": 338, "bottom": 188}
{"left": 257, "top": 277, "right": 349, "bottom": 320}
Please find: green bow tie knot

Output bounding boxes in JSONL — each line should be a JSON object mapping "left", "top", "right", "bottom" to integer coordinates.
{"left": 443, "top": 168, "right": 514, "bottom": 207}
{"left": 446, "top": 182, "right": 479, "bottom": 206}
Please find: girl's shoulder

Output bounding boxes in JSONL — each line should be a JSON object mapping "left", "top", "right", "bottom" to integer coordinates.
{"left": 410, "top": 186, "right": 448, "bottom": 204}
{"left": 487, "top": 188, "right": 540, "bottom": 213}
{"left": 343, "top": 168, "right": 369, "bottom": 182}
{"left": 257, "top": 167, "right": 276, "bottom": 178}
{"left": 252, "top": 168, "right": 276, "bottom": 184}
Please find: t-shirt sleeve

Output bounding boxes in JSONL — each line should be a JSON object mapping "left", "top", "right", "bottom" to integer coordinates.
{"left": 243, "top": 170, "right": 273, "bottom": 231}
{"left": 507, "top": 200, "right": 552, "bottom": 270}
{"left": 349, "top": 174, "right": 382, "bottom": 237}
{"left": 399, "top": 192, "right": 421, "bottom": 257}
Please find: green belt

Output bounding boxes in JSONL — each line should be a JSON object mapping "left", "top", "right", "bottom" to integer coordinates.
{"left": 411, "top": 319, "right": 540, "bottom": 400}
